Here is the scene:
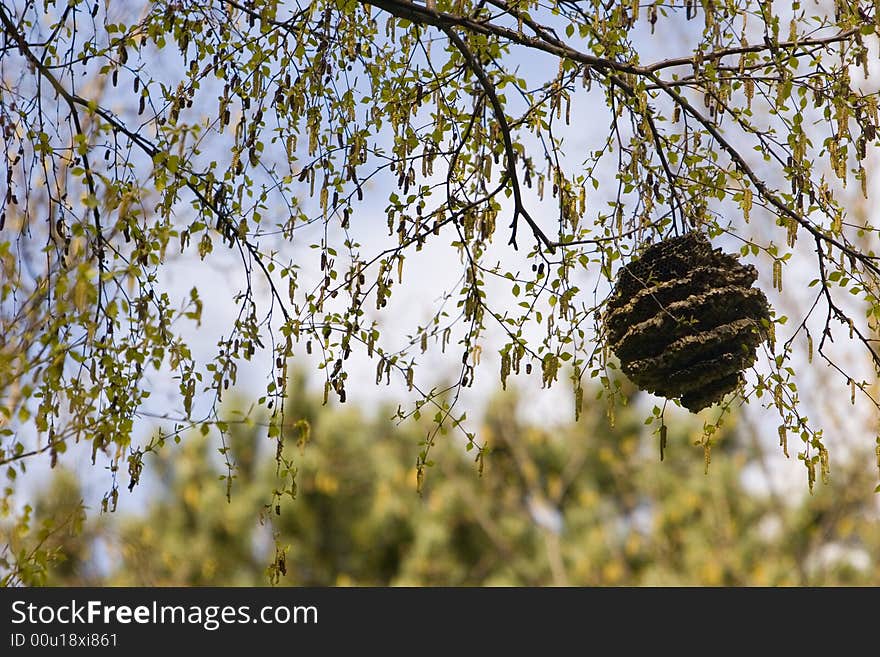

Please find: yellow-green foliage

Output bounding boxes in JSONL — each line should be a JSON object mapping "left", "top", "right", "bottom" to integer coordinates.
{"left": 9, "top": 377, "right": 880, "bottom": 586}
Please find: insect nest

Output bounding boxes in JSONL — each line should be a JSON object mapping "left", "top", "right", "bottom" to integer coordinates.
{"left": 604, "top": 232, "right": 771, "bottom": 412}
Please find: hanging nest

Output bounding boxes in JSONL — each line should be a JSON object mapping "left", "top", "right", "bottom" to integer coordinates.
{"left": 604, "top": 232, "right": 771, "bottom": 412}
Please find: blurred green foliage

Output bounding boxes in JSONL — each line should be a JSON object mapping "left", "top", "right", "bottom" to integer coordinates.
{"left": 4, "top": 374, "right": 880, "bottom": 586}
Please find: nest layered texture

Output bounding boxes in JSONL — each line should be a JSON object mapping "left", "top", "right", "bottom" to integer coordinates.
{"left": 605, "top": 232, "right": 771, "bottom": 412}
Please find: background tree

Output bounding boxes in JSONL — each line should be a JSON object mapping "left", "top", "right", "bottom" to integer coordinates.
{"left": 2, "top": 0, "right": 880, "bottom": 576}
{"left": 11, "top": 373, "right": 880, "bottom": 586}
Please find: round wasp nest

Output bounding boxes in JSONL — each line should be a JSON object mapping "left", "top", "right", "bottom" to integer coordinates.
{"left": 604, "top": 232, "right": 771, "bottom": 412}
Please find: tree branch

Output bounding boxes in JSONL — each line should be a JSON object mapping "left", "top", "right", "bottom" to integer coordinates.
{"left": 0, "top": 3, "right": 293, "bottom": 327}
{"left": 439, "top": 23, "right": 552, "bottom": 250}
